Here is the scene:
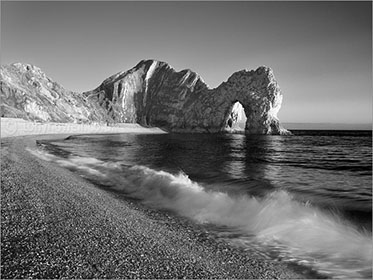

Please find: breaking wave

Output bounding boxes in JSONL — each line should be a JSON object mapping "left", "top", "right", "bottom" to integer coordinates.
{"left": 28, "top": 148, "right": 372, "bottom": 278}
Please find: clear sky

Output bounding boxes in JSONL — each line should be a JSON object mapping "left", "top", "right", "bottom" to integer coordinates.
{"left": 1, "top": 1, "right": 372, "bottom": 124}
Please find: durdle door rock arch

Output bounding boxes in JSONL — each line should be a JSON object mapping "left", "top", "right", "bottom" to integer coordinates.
{"left": 84, "top": 60, "right": 290, "bottom": 135}
{"left": 0, "top": 59, "right": 290, "bottom": 135}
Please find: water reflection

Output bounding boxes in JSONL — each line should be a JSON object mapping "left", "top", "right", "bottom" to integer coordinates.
{"left": 43, "top": 132, "right": 372, "bottom": 279}
{"left": 259, "top": 136, "right": 286, "bottom": 186}
{"left": 50, "top": 132, "right": 371, "bottom": 222}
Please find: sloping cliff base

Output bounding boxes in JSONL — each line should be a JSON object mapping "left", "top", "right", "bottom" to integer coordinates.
{"left": 1, "top": 135, "right": 321, "bottom": 279}
{"left": 1, "top": 60, "right": 290, "bottom": 135}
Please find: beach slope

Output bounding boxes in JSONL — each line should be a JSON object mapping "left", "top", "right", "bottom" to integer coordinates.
{"left": 1, "top": 119, "right": 314, "bottom": 278}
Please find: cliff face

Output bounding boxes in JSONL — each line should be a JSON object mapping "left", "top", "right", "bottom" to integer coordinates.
{"left": 0, "top": 60, "right": 290, "bottom": 135}
{"left": 84, "top": 60, "right": 289, "bottom": 134}
{"left": 0, "top": 63, "right": 110, "bottom": 123}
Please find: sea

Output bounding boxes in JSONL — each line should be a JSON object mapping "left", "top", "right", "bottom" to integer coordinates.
{"left": 31, "top": 129, "right": 372, "bottom": 279}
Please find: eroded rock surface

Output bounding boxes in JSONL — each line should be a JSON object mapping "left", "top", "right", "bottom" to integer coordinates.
{"left": 84, "top": 60, "right": 289, "bottom": 134}
{"left": 0, "top": 63, "right": 110, "bottom": 123}
{"left": 1, "top": 60, "right": 290, "bottom": 134}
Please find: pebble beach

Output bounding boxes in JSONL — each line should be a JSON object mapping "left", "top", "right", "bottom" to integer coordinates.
{"left": 0, "top": 118, "right": 321, "bottom": 279}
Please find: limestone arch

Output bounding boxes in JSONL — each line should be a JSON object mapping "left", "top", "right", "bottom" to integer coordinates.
{"left": 224, "top": 100, "right": 247, "bottom": 132}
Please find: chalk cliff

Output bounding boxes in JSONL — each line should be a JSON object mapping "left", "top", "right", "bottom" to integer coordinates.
{"left": 0, "top": 60, "right": 290, "bottom": 135}
{"left": 0, "top": 63, "right": 110, "bottom": 123}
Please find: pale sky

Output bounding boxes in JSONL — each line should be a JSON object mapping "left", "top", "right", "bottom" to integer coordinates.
{"left": 1, "top": 1, "right": 372, "bottom": 124}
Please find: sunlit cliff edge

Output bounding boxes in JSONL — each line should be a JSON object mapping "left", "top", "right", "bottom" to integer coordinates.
{"left": 0, "top": 60, "right": 290, "bottom": 135}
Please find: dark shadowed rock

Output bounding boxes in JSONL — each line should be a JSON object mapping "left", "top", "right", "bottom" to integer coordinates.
{"left": 1, "top": 60, "right": 290, "bottom": 134}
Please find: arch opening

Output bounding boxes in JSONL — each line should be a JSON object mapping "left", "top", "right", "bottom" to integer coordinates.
{"left": 225, "top": 101, "right": 247, "bottom": 132}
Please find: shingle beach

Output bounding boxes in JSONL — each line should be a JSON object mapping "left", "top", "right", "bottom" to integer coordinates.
{"left": 0, "top": 118, "right": 322, "bottom": 279}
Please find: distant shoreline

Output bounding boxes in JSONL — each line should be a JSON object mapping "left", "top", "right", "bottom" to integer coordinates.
{"left": 0, "top": 118, "right": 167, "bottom": 138}
{"left": 283, "top": 122, "right": 372, "bottom": 130}
{"left": 1, "top": 118, "right": 371, "bottom": 139}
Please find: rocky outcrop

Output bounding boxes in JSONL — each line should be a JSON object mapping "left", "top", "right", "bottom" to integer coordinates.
{"left": 0, "top": 63, "right": 111, "bottom": 123}
{"left": 85, "top": 60, "right": 289, "bottom": 134}
{"left": 1, "top": 60, "right": 290, "bottom": 134}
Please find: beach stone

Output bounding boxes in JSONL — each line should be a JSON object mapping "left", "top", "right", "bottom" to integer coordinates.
{"left": 1, "top": 60, "right": 290, "bottom": 135}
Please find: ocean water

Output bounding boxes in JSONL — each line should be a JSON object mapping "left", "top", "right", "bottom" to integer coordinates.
{"left": 32, "top": 130, "right": 372, "bottom": 278}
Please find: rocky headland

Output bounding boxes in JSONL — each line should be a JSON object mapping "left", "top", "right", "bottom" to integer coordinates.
{"left": 0, "top": 60, "right": 290, "bottom": 135}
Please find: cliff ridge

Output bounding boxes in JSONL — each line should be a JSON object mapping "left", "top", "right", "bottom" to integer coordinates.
{"left": 1, "top": 60, "right": 290, "bottom": 135}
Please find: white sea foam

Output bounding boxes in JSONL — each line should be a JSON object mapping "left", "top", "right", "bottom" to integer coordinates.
{"left": 28, "top": 148, "right": 372, "bottom": 278}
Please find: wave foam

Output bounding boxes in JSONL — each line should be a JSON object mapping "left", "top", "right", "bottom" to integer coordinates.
{"left": 28, "top": 148, "right": 372, "bottom": 278}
